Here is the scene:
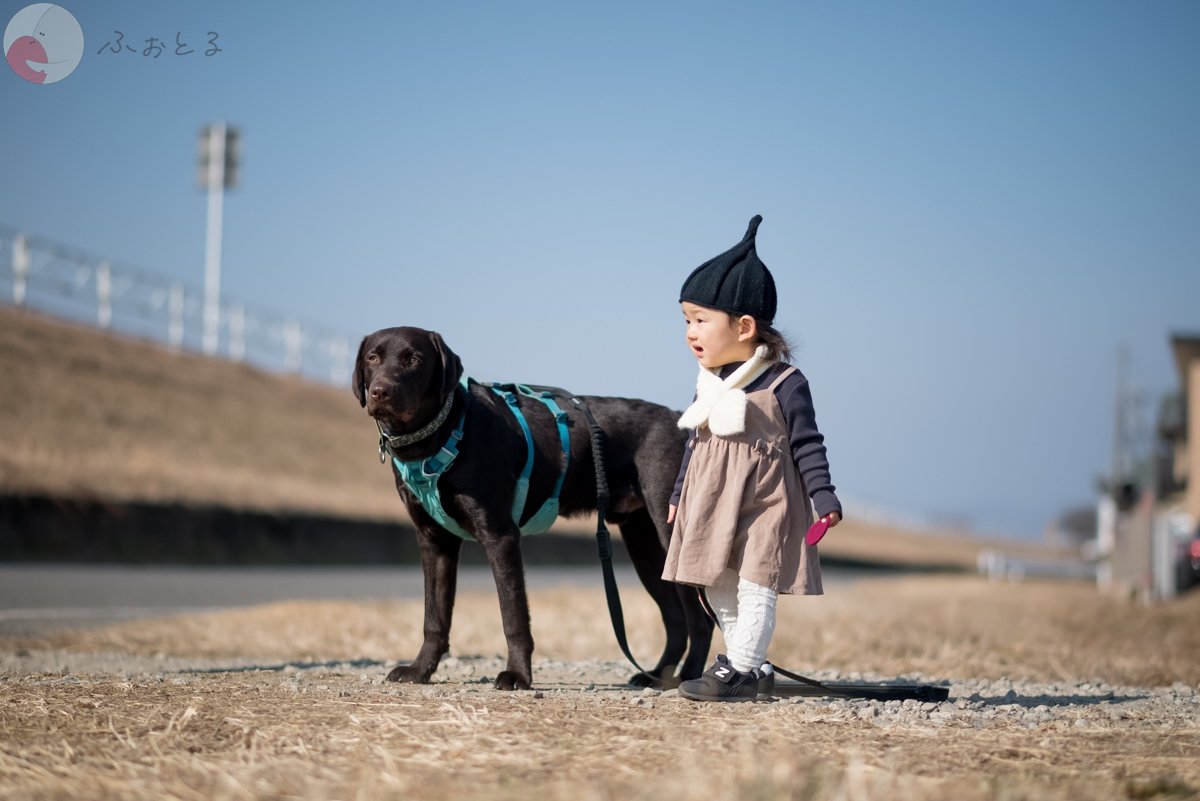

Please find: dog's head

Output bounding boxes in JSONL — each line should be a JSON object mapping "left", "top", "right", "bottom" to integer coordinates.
{"left": 353, "top": 326, "right": 464, "bottom": 431}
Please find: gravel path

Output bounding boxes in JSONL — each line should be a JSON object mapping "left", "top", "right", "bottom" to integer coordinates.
{"left": 6, "top": 649, "right": 1198, "bottom": 733}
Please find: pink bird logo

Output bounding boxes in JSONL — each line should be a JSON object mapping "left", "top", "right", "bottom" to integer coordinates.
{"left": 4, "top": 4, "right": 83, "bottom": 85}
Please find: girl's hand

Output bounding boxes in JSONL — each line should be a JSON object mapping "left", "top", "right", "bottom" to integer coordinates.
{"left": 825, "top": 511, "right": 841, "bottom": 527}
{"left": 667, "top": 504, "right": 677, "bottom": 524}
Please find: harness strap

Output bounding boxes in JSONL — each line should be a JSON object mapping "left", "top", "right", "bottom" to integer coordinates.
{"left": 388, "top": 381, "right": 473, "bottom": 539}
{"left": 514, "top": 384, "right": 571, "bottom": 528}
{"left": 488, "top": 385, "right": 535, "bottom": 524}
{"left": 486, "top": 383, "right": 571, "bottom": 531}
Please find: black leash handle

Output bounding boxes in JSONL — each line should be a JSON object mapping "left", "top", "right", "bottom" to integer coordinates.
{"left": 566, "top": 395, "right": 654, "bottom": 682}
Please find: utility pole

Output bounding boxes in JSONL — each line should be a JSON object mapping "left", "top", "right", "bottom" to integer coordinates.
{"left": 198, "top": 122, "right": 240, "bottom": 356}
{"left": 1112, "top": 346, "right": 1130, "bottom": 489}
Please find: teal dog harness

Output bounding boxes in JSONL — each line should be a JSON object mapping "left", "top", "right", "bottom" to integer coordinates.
{"left": 381, "top": 378, "right": 571, "bottom": 540}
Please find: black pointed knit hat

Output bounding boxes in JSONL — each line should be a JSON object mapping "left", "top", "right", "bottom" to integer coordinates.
{"left": 678, "top": 214, "right": 777, "bottom": 323}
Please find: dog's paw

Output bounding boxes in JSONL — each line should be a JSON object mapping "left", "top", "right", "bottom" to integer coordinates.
{"left": 386, "top": 664, "right": 431, "bottom": 684}
{"left": 627, "top": 672, "right": 660, "bottom": 689}
{"left": 628, "top": 664, "right": 679, "bottom": 690}
{"left": 493, "top": 671, "right": 532, "bottom": 691}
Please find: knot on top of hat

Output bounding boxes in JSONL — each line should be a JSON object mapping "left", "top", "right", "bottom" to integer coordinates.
{"left": 678, "top": 214, "right": 777, "bottom": 323}
{"left": 677, "top": 345, "right": 773, "bottom": 436}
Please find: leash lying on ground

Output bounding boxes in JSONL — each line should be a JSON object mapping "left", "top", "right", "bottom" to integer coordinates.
{"left": 697, "top": 584, "right": 949, "bottom": 701}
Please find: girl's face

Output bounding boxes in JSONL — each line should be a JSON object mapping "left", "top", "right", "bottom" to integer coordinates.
{"left": 681, "top": 302, "right": 758, "bottom": 369}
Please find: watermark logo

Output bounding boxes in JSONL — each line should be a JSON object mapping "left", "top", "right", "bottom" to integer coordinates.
{"left": 4, "top": 4, "right": 83, "bottom": 85}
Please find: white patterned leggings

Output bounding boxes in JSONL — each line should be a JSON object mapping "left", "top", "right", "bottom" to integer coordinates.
{"left": 705, "top": 568, "right": 778, "bottom": 674}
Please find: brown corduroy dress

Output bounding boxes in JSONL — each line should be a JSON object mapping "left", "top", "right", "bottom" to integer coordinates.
{"left": 663, "top": 366, "right": 822, "bottom": 595}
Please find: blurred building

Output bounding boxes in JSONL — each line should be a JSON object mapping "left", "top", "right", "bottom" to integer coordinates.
{"left": 1164, "top": 335, "right": 1200, "bottom": 523}
{"left": 1096, "top": 333, "right": 1200, "bottom": 601}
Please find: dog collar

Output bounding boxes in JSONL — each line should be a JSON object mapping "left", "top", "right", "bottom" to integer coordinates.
{"left": 377, "top": 386, "right": 458, "bottom": 459}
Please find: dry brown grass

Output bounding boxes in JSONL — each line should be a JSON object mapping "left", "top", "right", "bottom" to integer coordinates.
{"left": 0, "top": 306, "right": 401, "bottom": 521}
{"left": 4, "top": 671, "right": 1197, "bottom": 801}
{"left": 0, "top": 306, "right": 1067, "bottom": 569}
{"left": 3, "top": 576, "right": 1200, "bottom": 801}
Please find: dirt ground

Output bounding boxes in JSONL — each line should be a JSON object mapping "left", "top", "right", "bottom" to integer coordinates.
{"left": 3, "top": 574, "right": 1199, "bottom": 801}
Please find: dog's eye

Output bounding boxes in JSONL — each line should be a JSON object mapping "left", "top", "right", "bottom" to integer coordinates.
{"left": 367, "top": 352, "right": 380, "bottom": 363}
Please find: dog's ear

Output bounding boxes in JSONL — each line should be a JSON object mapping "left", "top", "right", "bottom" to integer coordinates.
{"left": 352, "top": 336, "right": 369, "bottom": 407}
{"left": 428, "top": 331, "right": 463, "bottom": 401}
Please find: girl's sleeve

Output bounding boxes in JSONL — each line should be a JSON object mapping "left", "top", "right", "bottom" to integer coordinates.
{"left": 777, "top": 372, "right": 842, "bottom": 520}
{"left": 669, "top": 435, "right": 693, "bottom": 507}
{"left": 670, "top": 390, "right": 698, "bottom": 507}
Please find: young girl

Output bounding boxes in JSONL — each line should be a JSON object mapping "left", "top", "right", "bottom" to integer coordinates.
{"left": 663, "top": 214, "right": 842, "bottom": 702}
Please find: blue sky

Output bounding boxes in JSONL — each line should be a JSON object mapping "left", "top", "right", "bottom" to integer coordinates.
{"left": 2, "top": 1, "right": 1198, "bottom": 540}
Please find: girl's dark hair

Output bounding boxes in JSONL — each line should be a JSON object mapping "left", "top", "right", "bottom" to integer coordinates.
{"left": 757, "top": 320, "right": 794, "bottom": 363}
{"left": 723, "top": 313, "right": 795, "bottom": 362}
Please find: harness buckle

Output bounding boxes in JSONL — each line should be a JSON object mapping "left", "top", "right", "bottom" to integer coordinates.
{"left": 378, "top": 436, "right": 387, "bottom": 464}
{"left": 422, "top": 446, "right": 457, "bottom": 478}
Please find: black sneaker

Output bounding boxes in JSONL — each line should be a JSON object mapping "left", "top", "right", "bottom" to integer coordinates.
{"left": 755, "top": 663, "right": 775, "bottom": 700}
{"left": 678, "top": 655, "right": 759, "bottom": 702}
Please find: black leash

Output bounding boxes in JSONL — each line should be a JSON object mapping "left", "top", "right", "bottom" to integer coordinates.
{"left": 565, "top": 394, "right": 656, "bottom": 683}
{"left": 520, "top": 386, "right": 655, "bottom": 682}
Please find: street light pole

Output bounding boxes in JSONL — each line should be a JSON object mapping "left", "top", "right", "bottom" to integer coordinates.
{"left": 201, "top": 122, "right": 226, "bottom": 356}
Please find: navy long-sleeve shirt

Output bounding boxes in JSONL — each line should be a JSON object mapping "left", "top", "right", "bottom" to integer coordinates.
{"left": 670, "top": 361, "right": 842, "bottom": 519}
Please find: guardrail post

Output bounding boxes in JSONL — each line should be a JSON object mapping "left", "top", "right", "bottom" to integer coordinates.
{"left": 229, "top": 305, "right": 245, "bottom": 362}
{"left": 13, "top": 233, "right": 28, "bottom": 305}
{"left": 97, "top": 261, "right": 112, "bottom": 328}
{"left": 168, "top": 283, "right": 184, "bottom": 351}
{"left": 284, "top": 319, "right": 302, "bottom": 372}
{"left": 330, "top": 335, "right": 350, "bottom": 385}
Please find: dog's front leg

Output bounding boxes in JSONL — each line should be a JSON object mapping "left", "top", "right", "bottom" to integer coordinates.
{"left": 387, "top": 525, "right": 462, "bottom": 684}
{"left": 477, "top": 525, "right": 534, "bottom": 691}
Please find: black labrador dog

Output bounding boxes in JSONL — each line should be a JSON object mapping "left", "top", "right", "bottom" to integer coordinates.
{"left": 353, "top": 326, "right": 713, "bottom": 690}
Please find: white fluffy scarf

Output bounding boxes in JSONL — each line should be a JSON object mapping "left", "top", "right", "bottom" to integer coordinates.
{"left": 677, "top": 345, "right": 773, "bottom": 436}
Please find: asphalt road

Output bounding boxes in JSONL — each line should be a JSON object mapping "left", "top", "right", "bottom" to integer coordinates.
{"left": 0, "top": 564, "right": 872, "bottom": 637}
{"left": 0, "top": 564, "right": 630, "bottom": 636}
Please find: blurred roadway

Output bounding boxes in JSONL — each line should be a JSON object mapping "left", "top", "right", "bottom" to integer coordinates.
{"left": 0, "top": 564, "right": 870, "bottom": 637}
{"left": 0, "top": 564, "right": 632, "bottom": 636}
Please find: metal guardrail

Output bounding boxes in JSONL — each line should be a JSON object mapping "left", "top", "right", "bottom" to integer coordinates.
{"left": 0, "top": 223, "right": 354, "bottom": 386}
